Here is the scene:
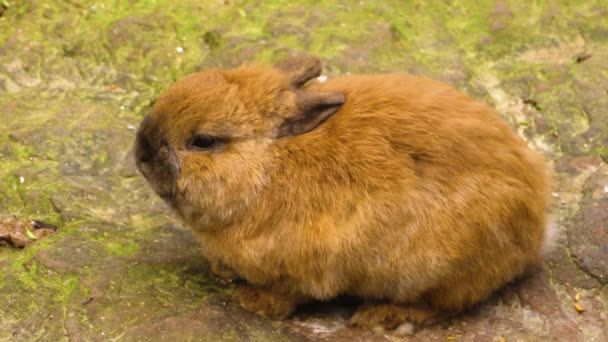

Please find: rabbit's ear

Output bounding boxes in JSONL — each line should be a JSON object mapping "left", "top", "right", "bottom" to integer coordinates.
{"left": 275, "top": 55, "right": 322, "bottom": 88}
{"left": 275, "top": 90, "right": 344, "bottom": 138}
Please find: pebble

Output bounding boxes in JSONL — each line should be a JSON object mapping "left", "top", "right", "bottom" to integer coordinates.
{"left": 394, "top": 322, "right": 415, "bottom": 336}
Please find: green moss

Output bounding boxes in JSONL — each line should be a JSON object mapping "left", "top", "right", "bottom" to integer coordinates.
{"left": 203, "top": 31, "right": 222, "bottom": 50}
{"left": 0, "top": 256, "right": 83, "bottom": 341}
{"left": 75, "top": 261, "right": 227, "bottom": 338}
{"left": 6, "top": 257, "right": 80, "bottom": 302}
{"left": 0, "top": 1, "right": 28, "bottom": 43}
{"left": 0, "top": 175, "right": 23, "bottom": 210}
{"left": 124, "top": 262, "right": 227, "bottom": 306}
{"left": 102, "top": 237, "right": 140, "bottom": 257}
{"left": 5, "top": 236, "right": 58, "bottom": 274}
{"left": 0, "top": 171, "right": 65, "bottom": 228}
{"left": 6, "top": 138, "right": 35, "bottom": 160}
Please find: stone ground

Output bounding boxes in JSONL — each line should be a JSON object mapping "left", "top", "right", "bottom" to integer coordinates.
{"left": 1, "top": 0, "right": 607, "bottom": 341}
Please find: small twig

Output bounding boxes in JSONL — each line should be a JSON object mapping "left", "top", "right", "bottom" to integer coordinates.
{"left": 522, "top": 98, "right": 542, "bottom": 111}
{"left": 574, "top": 52, "right": 591, "bottom": 63}
{"left": 31, "top": 220, "right": 57, "bottom": 231}
{"left": 81, "top": 297, "right": 94, "bottom": 305}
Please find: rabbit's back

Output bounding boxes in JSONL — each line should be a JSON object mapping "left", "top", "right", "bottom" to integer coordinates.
{"left": 285, "top": 74, "right": 552, "bottom": 307}
{"left": 307, "top": 73, "right": 549, "bottom": 209}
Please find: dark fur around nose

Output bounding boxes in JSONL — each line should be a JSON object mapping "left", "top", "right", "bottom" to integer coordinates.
{"left": 134, "top": 115, "right": 180, "bottom": 200}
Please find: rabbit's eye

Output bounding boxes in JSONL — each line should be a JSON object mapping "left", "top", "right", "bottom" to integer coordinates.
{"left": 188, "top": 134, "right": 222, "bottom": 151}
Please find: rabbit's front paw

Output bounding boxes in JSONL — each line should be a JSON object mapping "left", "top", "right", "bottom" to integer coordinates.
{"left": 210, "top": 259, "right": 238, "bottom": 283}
{"left": 232, "top": 286, "right": 298, "bottom": 319}
{"left": 350, "top": 303, "right": 437, "bottom": 336}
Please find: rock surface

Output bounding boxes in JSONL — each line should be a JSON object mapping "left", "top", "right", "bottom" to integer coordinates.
{"left": 1, "top": 1, "right": 607, "bottom": 341}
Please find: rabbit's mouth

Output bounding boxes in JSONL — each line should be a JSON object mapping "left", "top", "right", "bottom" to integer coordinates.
{"left": 135, "top": 147, "right": 180, "bottom": 202}
{"left": 134, "top": 116, "right": 180, "bottom": 202}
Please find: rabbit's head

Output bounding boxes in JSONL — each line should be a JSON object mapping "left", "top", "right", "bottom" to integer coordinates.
{"left": 134, "top": 56, "right": 344, "bottom": 230}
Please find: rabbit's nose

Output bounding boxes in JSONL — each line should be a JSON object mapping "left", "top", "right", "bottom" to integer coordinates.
{"left": 133, "top": 115, "right": 180, "bottom": 201}
{"left": 135, "top": 115, "right": 158, "bottom": 167}
{"left": 135, "top": 129, "right": 153, "bottom": 166}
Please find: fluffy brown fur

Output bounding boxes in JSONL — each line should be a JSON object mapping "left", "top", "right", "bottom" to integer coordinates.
{"left": 134, "top": 55, "right": 551, "bottom": 333}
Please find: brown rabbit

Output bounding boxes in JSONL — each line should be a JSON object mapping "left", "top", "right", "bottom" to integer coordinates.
{"left": 134, "top": 55, "right": 552, "bottom": 333}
